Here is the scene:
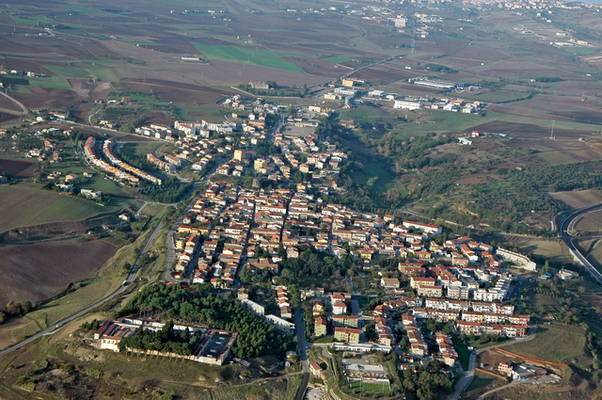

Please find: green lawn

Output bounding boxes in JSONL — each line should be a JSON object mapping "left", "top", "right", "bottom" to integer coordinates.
{"left": 193, "top": 43, "right": 304, "bottom": 73}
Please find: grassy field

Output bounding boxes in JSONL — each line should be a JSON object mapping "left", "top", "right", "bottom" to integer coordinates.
{"left": 503, "top": 324, "right": 586, "bottom": 364}
{"left": 465, "top": 374, "right": 496, "bottom": 392}
{"left": 193, "top": 43, "right": 304, "bottom": 72}
{"left": 0, "top": 183, "right": 122, "bottom": 232}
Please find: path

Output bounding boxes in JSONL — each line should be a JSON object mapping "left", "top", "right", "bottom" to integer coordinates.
{"left": 0, "top": 91, "right": 28, "bottom": 115}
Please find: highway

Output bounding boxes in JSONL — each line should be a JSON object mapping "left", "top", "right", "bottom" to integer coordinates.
{"left": 0, "top": 219, "right": 164, "bottom": 356}
{"left": 557, "top": 204, "right": 602, "bottom": 285}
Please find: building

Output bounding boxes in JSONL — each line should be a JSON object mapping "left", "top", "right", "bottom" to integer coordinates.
{"left": 93, "top": 318, "right": 237, "bottom": 365}
{"left": 394, "top": 16, "right": 407, "bottom": 28}
{"left": 557, "top": 268, "right": 579, "bottom": 280}
{"left": 496, "top": 248, "right": 537, "bottom": 271}
{"left": 394, "top": 100, "right": 422, "bottom": 110}
{"left": 315, "top": 316, "right": 327, "bottom": 337}
{"left": 380, "top": 277, "right": 400, "bottom": 289}
{"left": 334, "top": 327, "right": 361, "bottom": 344}
{"left": 310, "top": 362, "right": 324, "bottom": 377}
{"left": 403, "top": 220, "right": 442, "bottom": 235}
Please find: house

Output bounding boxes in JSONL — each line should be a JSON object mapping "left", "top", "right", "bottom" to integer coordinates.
{"left": 310, "top": 362, "right": 323, "bottom": 377}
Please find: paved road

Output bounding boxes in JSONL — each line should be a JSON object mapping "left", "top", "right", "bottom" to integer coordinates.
{"left": 294, "top": 306, "right": 310, "bottom": 400}
{"left": 447, "top": 351, "right": 477, "bottom": 400}
{"left": 558, "top": 203, "right": 602, "bottom": 285}
{"left": 0, "top": 219, "right": 164, "bottom": 356}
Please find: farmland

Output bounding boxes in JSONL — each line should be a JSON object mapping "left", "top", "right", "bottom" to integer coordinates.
{"left": 193, "top": 43, "right": 305, "bottom": 73}
{"left": 503, "top": 324, "right": 586, "bottom": 365}
{"left": 0, "top": 183, "right": 121, "bottom": 232}
{"left": 0, "top": 238, "right": 116, "bottom": 305}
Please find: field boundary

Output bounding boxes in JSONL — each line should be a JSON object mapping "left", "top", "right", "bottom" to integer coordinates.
{"left": 474, "top": 368, "right": 507, "bottom": 380}
{"left": 493, "top": 348, "right": 569, "bottom": 367}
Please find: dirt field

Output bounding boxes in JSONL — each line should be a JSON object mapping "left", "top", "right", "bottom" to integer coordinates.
{"left": 0, "top": 158, "right": 37, "bottom": 177}
{"left": 550, "top": 189, "right": 602, "bottom": 209}
{"left": 573, "top": 210, "right": 602, "bottom": 233}
{"left": 0, "top": 238, "right": 116, "bottom": 304}
{"left": 578, "top": 238, "right": 602, "bottom": 271}
{"left": 501, "top": 235, "right": 573, "bottom": 265}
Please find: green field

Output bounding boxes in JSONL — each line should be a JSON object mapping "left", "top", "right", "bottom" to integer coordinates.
{"left": 503, "top": 324, "right": 586, "bottom": 364}
{"left": 193, "top": 43, "right": 304, "bottom": 72}
{"left": 27, "top": 76, "right": 71, "bottom": 90}
{"left": 0, "top": 183, "right": 121, "bottom": 232}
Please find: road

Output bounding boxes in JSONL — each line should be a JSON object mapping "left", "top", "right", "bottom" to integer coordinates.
{"left": 0, "top": 219, "right": 164, "bottom": 356}
{"left": 558, "top": 203, "right": 602, "bottom": 285}
{"left": 293, "top": 306, "right": 310, "bottom": 400}
{"left": 447, "top": 352, "right": 477, "bottom": 400}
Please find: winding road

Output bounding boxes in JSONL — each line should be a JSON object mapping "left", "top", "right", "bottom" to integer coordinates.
{"left": 0, "top": 219, "right": 164, "bottom": 356}
{"left": 557, "top": 203, "right": 602, "bottom": 285}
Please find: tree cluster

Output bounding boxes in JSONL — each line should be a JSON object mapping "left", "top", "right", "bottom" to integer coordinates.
{"left": 399, "top": 361, "right": 454, "bottom": 400}
{"left": 117, "top": 283, "right": 293, "bottom": 359}
{"left": 0, "top": 300, "right": 33, "bottom": 325}
{"left": 119, "top": 320, "right": 201, "bottom": 356}
{"left": 279, "top": 247, "right": 352, "bottom": 288}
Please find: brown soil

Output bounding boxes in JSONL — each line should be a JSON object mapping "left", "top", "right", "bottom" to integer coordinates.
{"left": 0, "top": 158, "right": 37, "bottom": 177}
{"left": 0, "top": 238, "right": 117, "bottom": 304}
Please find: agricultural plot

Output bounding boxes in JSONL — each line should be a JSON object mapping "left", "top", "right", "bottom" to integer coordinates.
{"left": 0, "top": 238, "right": 117, "bottom": 305}
{"left": 503, "top": 324, "right": 586, "bottom": 365}
{"left": 193, "top": 43, "right": 305, "bottom": 72}
{"left": 0, "top": 183, "right": 118, "bottom": 232}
